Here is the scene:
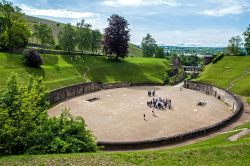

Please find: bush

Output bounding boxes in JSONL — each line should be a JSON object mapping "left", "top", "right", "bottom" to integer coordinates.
{"left": 212, "top": 53, "right": 224, "bottom": 64}
{"left": 23, "top": 49, "right": 43, "bottom": 68}
{"left": 54, "top": 44, "right": 62, "bottom": 50}
{"left": 27, "top": 109, "right": 97, "bottom": 154}
{"left": 0, "top": 74, "right": 48, "bottom": 154}
{"left": 0, "top": 73, "right": 97, "bottom": 155}
{"left": 162, "top": 73, "right": 170, "bottom": 84}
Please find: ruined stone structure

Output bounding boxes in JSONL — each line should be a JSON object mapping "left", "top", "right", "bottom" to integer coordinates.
{"left": 203, "top": 55, "right": 214, "bottom": 65}
{"left": 48, "top": 81, "right": 243, "bottom": 150}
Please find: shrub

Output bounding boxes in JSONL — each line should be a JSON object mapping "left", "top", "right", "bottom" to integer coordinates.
{"left": 27, "top": 109, "right": 97, "bottom": 154}
{"left": 247, "top": 98, "right": 250, "bottom": 106}
{"left": 0, "top": 73, "right": 97, "bottom": 155}
{"left": 23, "top": 49, "right": 43, "bottom": 68}
{"left": 212, "top": 53, "right": 224, "bottom": 64}
{"left": 0, "top": 73, "right": 48, "bottom": 154}
{"left": 54, "top": 44, "right": 62, "bottom": 50}
{"left": 162, "top": 73, "right": 170, "bottom": 84}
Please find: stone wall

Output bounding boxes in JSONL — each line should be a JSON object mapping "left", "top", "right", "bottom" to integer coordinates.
{"left": 49, "top": 82, "right": 102, "bottom": 105}
{"left": 49, "top": 82, "right": 159, "bottom": 105}
{"left": 48, "top": 81, "right": 243, "bottom": 150}
{"left": 184, "top": 81, "right": 239, "bottom": 111}
{"left": 98, "top": 81, "right": 243, "bottom": 150}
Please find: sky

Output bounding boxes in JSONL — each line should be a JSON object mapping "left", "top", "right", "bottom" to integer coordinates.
{"left": 9, "top": 0, "right": 250, "bottom": 47}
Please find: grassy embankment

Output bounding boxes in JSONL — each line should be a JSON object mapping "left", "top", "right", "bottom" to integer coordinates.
{"left": 0, "top": 52, "right": 168, "bottom": 91}
{"left": 1, "top": 122, "right": 250, "bottom": 165}
{"left": 196, "top": 56, "right": 250, "bottom": 96}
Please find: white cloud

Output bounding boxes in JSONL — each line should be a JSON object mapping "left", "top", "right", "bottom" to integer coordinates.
{"left": 102, "top": 0, "right": 179, "bottom": 7}
{"left": 20, "top": 4, "right": 99, "bottom": 19}
{"left": 199, "top": 0, "right": 250, "bottom": 16}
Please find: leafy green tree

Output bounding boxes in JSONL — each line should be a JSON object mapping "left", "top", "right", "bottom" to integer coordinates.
{"left": 0, "top": 73, "right": 48, "bottom": 154}
{"left": 0, "top": 0, "right": 31, "bottom": 51}
{"left": 141, "top": 33, "right": 157, "bottom": 57}
{"left": 226, "top": 35, "right": 244, "bottom": 56}
{"left": 58, "top": 24, "right": 76, "bottom": 52}
{"left": 155, "top": 46, "right": 165, "bottom": 58}
{"left": 179, "top": 54, "right": 201, "bottom": 66}
{"left": 243, "top": 24, "right": 250, "bottom": 55}
{"left": 90, "top": 29, "right": 102, "bottom": 53}
{"left": 0, "top": 73, "right": 97, "bottom": 155}
{"left": 76, "top": 19, "right": 92, "bottom": 53}
{"left": 27, "top": 108, "right": 97, "bottom": 154}
{"left": 33, "top": 23, "right": 55, "bottom": 49}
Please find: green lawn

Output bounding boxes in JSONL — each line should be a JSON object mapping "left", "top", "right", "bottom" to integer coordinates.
{"left": 0, "top": 52, "right": 169, "bottom": 91}
{"left": 247, "top": 98, "right": 250, "bottom": 106}
{"left": 196, "top": 56, "right": 250, "bottom": 96}
{"left": 2, "top": 53, "right": 250, "bottom": 165}
{"left": 128, "top": 44, "right": 143, "bottom": 57}
{"left": 1, "top": 122, "right": 250, "bottom": 165}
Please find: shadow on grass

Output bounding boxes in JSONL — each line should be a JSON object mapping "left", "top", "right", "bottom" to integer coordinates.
{"left": 41, "top": 54, "right": 59, "bottom": 66}
{"left": 61, "top": 54, "right": 156, "bottom": 84}
{"left": 24, "top": 66, "right": 46, "bottom": 79}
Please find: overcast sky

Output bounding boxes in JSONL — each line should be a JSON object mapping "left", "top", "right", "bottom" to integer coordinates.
{"left": 10, "top": 0, "right": 250, "bottom": 47}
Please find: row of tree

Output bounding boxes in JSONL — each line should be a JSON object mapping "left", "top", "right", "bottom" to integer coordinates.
{"left": 33, "top": 20, "right": 102, "bottom": 54}
{"left": 0, "top": 1, "right": 103, "bottom": 54}
{"left": 0, "top": 0, "right": 130, "bottom": 59}
{"left": 226, "top": 24, "right": 250, "bottom": 56}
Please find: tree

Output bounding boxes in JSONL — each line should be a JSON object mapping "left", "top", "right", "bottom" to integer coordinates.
{"left": 27, "top": 109, "right": 97, "bottom": 154}
{"left": 0, "top": 73, "right": 97, "bottom": 155}
{"left": 33, "top": 23, "right": 55, "bottom": 49}
{"left": 141, "top": 33, "right": 157, "bottom": 57}
{"left": 0, "top": 0, "right": 31, "bottom": 51}
{"left": 0, "top": 73, "right": 48, "bottom": 154}
{"left": 90, "top": 29, "right": 102, "bottom": 53}
{"left": 226, "top": 36, "right": 244, "bottom": 56}
{"left": 76, "top": 19, "right": 92, "bottom": 53}
{"left": 155, "top": 46, "right": 165, "bottom": 58}
{"left": 23, "top": 49, "right": 43, "bottom": 68}
{"left": 243, "top": 24, "right": 250, "bottom": 55}
{"left": 58, "top": 24, "right": 76, "bottom": 53}
{"left": 103, "top": 14, "right": 130, "bottom": 60}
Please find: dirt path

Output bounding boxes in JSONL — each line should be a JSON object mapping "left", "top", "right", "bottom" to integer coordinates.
{"left": 228, "top": 128, "right": 250, "bottom": 141}
{"left": 83, "top": 66, "right": 90, "bottom": 82}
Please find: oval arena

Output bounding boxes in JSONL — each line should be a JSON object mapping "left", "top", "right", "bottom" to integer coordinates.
{"left": 48, "top": 81, "right": 242, "bottom": 149}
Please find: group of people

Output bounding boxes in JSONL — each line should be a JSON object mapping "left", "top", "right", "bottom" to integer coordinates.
{"left": 148, "top": 89, "right": 155, "bottom": 97}
{"left": 143, "top": 89, "right": 173, "bottom": 120}
{"left": 147, "top": 97, "right": 172, "bottom": 110}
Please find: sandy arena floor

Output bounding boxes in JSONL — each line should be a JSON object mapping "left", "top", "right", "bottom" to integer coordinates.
{"left": 48, "top": 86, "right": 232, "bottom": 142}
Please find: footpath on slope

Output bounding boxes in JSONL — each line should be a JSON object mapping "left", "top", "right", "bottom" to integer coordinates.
{"left": 226, "top": 66, "right": 250, "bottom": 90}
{"left": 228, "top": 128, "right": 250, "bottom": 141}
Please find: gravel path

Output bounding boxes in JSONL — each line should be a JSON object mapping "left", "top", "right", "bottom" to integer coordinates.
{"left": 228, "top": 128, "right": 250, "bottom": 141}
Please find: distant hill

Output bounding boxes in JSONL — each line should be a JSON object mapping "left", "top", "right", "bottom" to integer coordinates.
{"left": 161, "top": 45, "right": 225, "bottom": 56}
{"left": 25, "top": 15, "right": 143, "bottom": 57}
